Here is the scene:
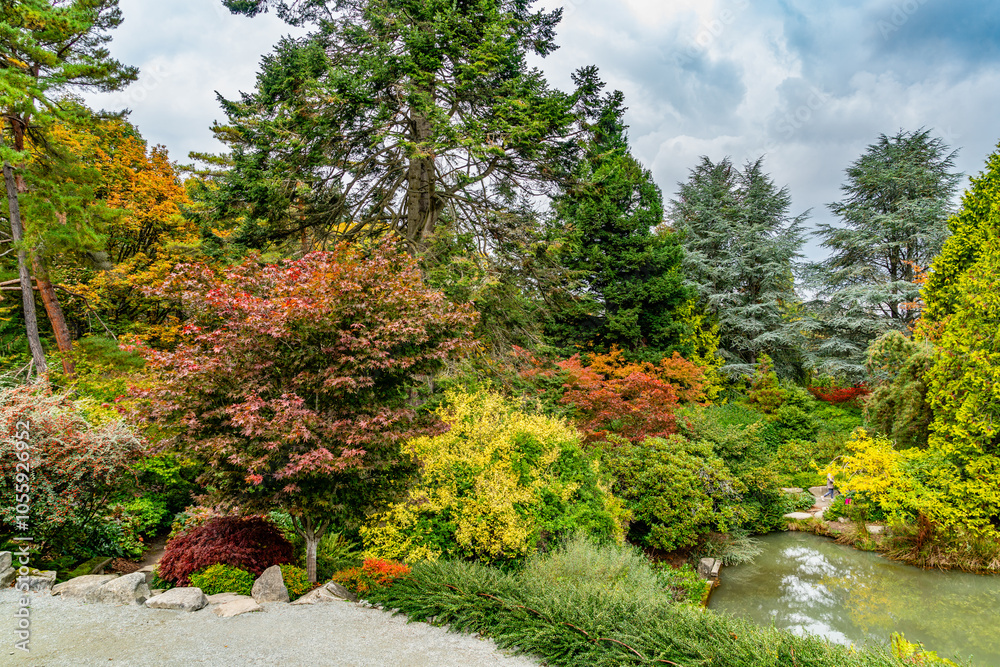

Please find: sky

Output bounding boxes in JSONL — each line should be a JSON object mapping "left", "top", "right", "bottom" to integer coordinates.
{"left": 84, "top": 0, "right": 1000, "bottom": 261}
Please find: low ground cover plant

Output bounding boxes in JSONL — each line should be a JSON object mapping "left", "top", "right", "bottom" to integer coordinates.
{"left": 363, "top": 535, "right": 907, "bottom": 667}
{"left": 189, "top": 564, "right": 255, "bottom": 596}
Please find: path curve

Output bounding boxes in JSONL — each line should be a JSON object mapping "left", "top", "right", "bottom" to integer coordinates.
{"left": 0, "top": 589, "right": 539, "bottom": 666}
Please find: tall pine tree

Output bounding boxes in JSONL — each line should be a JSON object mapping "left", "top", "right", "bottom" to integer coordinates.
{"left": 806, "top": 129, "right": 960, "bottom": 378}
{"left": 670, "top": 156, "right": 806, "bottom": 378}
{"left": 1, "top": 0, "right": 138, "bottom": 376}
{"left": 214, "top": 0, "right": 577, "bottom": 254}
{"left": 548, "top": 67, "right": 690, "bottom": 360}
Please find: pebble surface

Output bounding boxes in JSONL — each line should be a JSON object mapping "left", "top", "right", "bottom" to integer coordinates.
{"left": 0, "top": 588, "right": 539, "bottom": 666}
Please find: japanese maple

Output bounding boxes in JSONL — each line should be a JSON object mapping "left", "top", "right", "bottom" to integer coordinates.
{"left": 129, "top": 242, "right": 476, "bottom": 580}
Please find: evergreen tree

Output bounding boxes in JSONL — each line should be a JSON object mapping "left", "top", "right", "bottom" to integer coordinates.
{"left": 0, "top": 0, "right": 138, "bottom": 375}
{"left": 807, "top": 129, "right": 960, "bottom": 378}
{"left": 548, "top": 68, "right": 691, "bottom": 359}
{"left": 214, "top": 0, "right": 576, "bottom": 254}
{"left": 922, "top": 140, "right": 1000, "bottom": 326}
{"left": 669, "top": 156, "right": 806, "bottom": 378}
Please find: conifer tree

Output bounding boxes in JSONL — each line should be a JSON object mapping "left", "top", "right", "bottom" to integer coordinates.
{"left": 807, "top": 129, "right": 960, "bottom": 378}
{"left": 669, "top": 157, "right": 805, "bottom": 377}
{"left": 548, "top": 68, "right": 691, "bottom": 359}
{"left": 214, "top": 0, "right": 576, "bottom": 254}
{"left": 0, "top": 0, "right": 138, "bottom": 375}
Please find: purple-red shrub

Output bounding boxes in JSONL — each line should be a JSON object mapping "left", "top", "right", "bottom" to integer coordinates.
{"left": 157, "top": 516, "right": 294, "bottom": 586}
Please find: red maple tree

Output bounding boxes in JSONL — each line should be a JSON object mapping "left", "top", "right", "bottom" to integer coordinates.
{"left": 129, "top": 242, "right": 477, "bottom": 580}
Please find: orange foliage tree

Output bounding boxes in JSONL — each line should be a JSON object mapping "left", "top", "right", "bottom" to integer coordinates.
{"left": 521, "top": 346, "right": 708, "bottom": 444}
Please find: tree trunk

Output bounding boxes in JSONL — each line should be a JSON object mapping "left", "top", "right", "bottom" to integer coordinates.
{"left": 32, "top": 253, "right": 75, "bottom": 377}
{"left": 405, "top": 108, "right": 441, "bottom": 250}
{"left": 295, "top": 515, "right": 331, "bottom": 583}
{"left": 3, "top": 162, "right": 47, "bottom": 376}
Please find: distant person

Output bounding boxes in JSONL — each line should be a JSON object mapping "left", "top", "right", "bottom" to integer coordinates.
{"left": 822, "top": 473, "right": 837, "bottom": 499}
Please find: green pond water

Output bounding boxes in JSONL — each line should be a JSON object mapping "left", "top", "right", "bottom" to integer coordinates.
{"left": 708, "top": 532, "right": 1000, "bottom": 666}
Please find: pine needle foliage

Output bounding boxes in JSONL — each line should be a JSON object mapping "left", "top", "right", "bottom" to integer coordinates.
{"left": 366, "top": 537, "right": 907, "bottom": 667}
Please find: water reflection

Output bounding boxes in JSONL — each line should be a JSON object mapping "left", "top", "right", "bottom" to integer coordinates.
{"left": 708, "top": 532, "right": 1000, "bottom": 666}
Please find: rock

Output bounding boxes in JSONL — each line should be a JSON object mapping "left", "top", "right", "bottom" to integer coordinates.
{"left": 783, "top": 512, "right": 814, "bottom": 521}
{"left": 206, "top": 592, "right": 252, "bottom": 605}
{"left": 251, "top": 565, "right": 289, "bottom": 603}
{"left": 137, "top": 565, "right": 156, "bottom": 585}
{"left": 808, "top": 486, "right": 828, "bottom": 498}
{"left": 813, "top": 510, "right": 825, "bottom": 521}
{"left": 52, "top": 575, "right": 119, "bottom": 600}
{"left": 866, "top": 524, "right": 885, "bottom": 535}
{"left": 838, "top": 517, "right": 850, "bottom": 524}
{"left": 291, "top": 586, "right": 340, "bottom": 605}
{"left": 0, "top": 551, "right": 11, "bottom": 572}
{"left": 213, "top": 598, "right": 263, "bottom": 617}
{"left": 86, "top": 572, "right": 150, "bottom": 605}
{"left": 20, "top": 570, "right": 57, "bottom": 592}
{"left": 145, "top": 587, "right": 208, "bottom": 612}
{"left": 0, "top": 567, "right": 15, "bottom": 588}
{"left": 697, "top": 558, "right": 717, "bottom": 579}
{"left": 780, "top": 487, "right": 804, "bottom": 494}
{"left": 324, "top": 581, "right": 357, "bottom": 602}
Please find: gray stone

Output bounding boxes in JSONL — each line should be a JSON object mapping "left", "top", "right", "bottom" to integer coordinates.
{"left": 213, "top": 597, "right": 263, "bottom": 617}
{"left": 813, "top": 510, "right": 825, "bottom": 521}
{"left": 52, "top": 575, "right": 119, "bottom": 600}
{"left": 324, "top": 581, "right": 357, "bottom": 602}
{"left": 783, "top": 512, "right": 814, "bottom": 521}
{"left": 0, "top": 551, "right": 11, "bottom": 572}
{"left": 291, "top": 586, "right": 339, "bottom": 605}
{"left": 19, "top": 570, "right": 57, "bottom": 592}
{"left": 87, "top": 572, "right": 149, "bottom": 605}
{"left": 251, "top": 565, "right": 289, "bottom": 603}
{"left": 145, "top": 587, "right": 208, "bottom": 612}
{"left": 0, "top": 567, "right": 15, "bottom": 588}
{"left": 206, "top": 592, "right": 252, "bottom": 605}
{"left": 866, "top": 524, "right": 885, "bottom": 535}
{"left": 137, "top": 565, "right": 156, "bottom": 585}
{"left": 808, "top": 486, "right": 827, "bottom": 498}
{"left": 697, "top": 558, "right": 717, "bottom": 579}
{"left": 780, "top": 487, "right": 804, "bottom": 494}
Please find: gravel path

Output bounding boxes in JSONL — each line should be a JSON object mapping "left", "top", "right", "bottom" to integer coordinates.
{"left": 0, "top": 589, "right": 540, "bottom": 666}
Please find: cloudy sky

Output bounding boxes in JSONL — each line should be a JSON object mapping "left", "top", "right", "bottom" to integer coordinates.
{"left": 85, "top": 0, "right": 1000, "bottom": 260}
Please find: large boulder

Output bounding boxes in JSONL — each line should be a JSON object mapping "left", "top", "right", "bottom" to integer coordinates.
{"left": 251, "top": 565, "right": 289, "bottom": 603}
{"left": 213, "top": 598, "right": 263, "bottom": 618}
{"left": 52, "top": 575, "right": 119, "bottom": 600}
{"left": 87, "top": 572, "right": 150, "bottom": 605}
{"left": 145, "top": 587, "right": 208, "bottom": 612}
{"left": 0, "top": 551, "right": 11, "bottom": 572}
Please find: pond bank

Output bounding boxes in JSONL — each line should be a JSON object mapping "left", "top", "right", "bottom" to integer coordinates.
{"left": 709, "top": 531, "right": 1000, "bottom": 666}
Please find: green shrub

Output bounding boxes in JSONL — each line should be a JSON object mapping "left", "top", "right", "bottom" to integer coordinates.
{"left": 604, "top": 435, "right": 744, "bottom": 551}
{"left": 280, "top": 564, "right": 314, "bottom": 601}
{"left": 114, "top": 495, "right": 171, "bottom": 538}
{"left": 361, "top": 389, "right": 626, "bottom": 565}
{"left": 189, "top": 563, "right": 255, "bottom": 596}
{"left": 649, "top": 561, "right": 711, "bottom": 605}
{"left": 769, "top": 404, "right": 819, "bottom": 442}
{"left": 825, "top": 496, "right": 847, "bottom": 522}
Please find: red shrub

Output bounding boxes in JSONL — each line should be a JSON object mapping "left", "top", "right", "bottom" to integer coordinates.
{"left": 157, "top": 516, "right": 294, "bottom": 586}
{"left": 558, "top": 354, "right": 681, "bottom": 444}
{"left": 331, "top": 559, "right": 411, "bottom": 595}
{"left": 808, "top": 384, "right": 871, "bottom": 405}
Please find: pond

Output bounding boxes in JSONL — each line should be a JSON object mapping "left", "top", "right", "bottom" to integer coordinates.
{"left": 708, "top": 531, "right": 1000, "bottom": 666}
